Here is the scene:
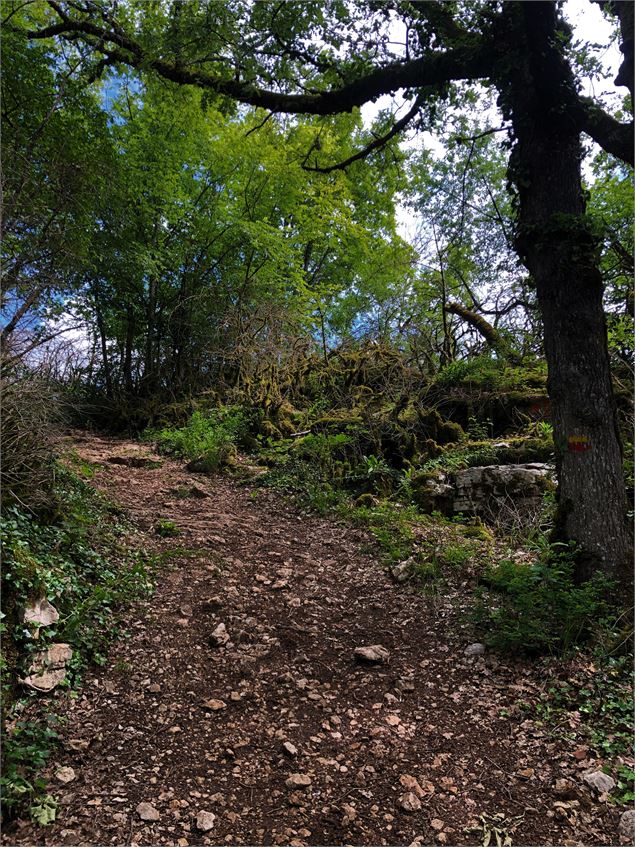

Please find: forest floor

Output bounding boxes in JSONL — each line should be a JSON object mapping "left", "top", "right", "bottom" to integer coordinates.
{"left": 4, "top": 433, "right": 627, "bottom": 847}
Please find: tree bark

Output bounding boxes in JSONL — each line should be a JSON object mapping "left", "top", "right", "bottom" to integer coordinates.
{"left": 502, "top": 2, "right": 630, "bottom": 582}
{"left": 123, "top": 304, "right": 135, "bottom": 394}
{"left": 92, "top": 284, "right": 113, "bottom": 399}
{"left": 444, "top": 302, "right": 519, "bottom": 363}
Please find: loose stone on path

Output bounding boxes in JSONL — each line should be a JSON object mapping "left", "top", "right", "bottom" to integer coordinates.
{"left": 285, "top": 774, "right": 311, "bottom": 789}
{"left": 196, "top": 810, "right": 216, "bottom": 831}
{"left": 354, "top": 645, "right": 389, "bottom": 663}
{"left": 136, "top": 802, "right": 160, "bottom": 822}
{"left": 55, "top": 767, "right": 76, "bottom": 784}
{"left": 210, "top": 622, "right": 229, "bottom": 646}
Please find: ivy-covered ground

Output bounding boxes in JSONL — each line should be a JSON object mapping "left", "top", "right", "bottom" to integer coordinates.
{"left": 2, "top": 432, "right": 632, "bottom": 847}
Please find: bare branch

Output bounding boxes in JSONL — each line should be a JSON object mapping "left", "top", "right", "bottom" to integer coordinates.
{"left": 244, "top": 110, "right": 276, "bottom": 137}
{"left": 302, "top": 94, "right": 425, "bottom": 174}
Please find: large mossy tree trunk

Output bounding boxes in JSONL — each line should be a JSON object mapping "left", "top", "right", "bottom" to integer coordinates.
{"left": 502, "top": 2, "right": 630, "bottom": 582}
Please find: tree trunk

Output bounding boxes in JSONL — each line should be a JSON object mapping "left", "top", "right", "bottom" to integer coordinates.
{"left": 123, "top": 304, "right": 135, "bottom": 394}
{"left": 503, "top": 2, "right": 630, "bottom": 582}
{"left": 92, "top": 286, "right": 113, "bottom": 399}
{"left": 142, "top": 275, "right": 158, "bottom": 394}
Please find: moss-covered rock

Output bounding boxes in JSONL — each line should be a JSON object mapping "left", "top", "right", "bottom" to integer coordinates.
{"left": 410, "top": 470, "right": 454, "bottom": 516}
{"left": 260, "top": 420, "right": 281, "bottom": 439}
{"left": 355, "top": 493, "right": 380, "bottom": 508}
{"left": 483, "top": 437, "right": 554, "bottom": 465}
{"left": 437, "top": 419, "right": 464, "bottom": 445}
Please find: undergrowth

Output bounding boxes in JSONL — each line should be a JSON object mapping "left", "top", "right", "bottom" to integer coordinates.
{"left": 0, "top": 463, "right": 155, "bottom": 823}
{"left": 147, "top": 407, "right": 250, "bottom": 471}
{"left": 519, "top": 655, "right": 634, "bottom": 804}
{"left": 472, "top": 543, "right": 617, "bottom": 655}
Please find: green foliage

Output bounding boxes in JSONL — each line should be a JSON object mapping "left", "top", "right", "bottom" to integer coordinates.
{"left": 30, "top": 794, "right": 57, "bottom": 826}
{"left": 466, "top": 415, "right": 491, "bottom": 441}
{"left": 294, "top": 433, "right": 354, "bottom": 474}
{"left": 350, "top": 454, "right": 397, "bottom": 496}
{"left": 421, "top": 441, "right": 498, "bottom": 473}
{"left": 1, "top": 467, "right": 155, "bottom": 820}
{"left": 0, "top": 717, "right": 60, "bottom": 822}
{"left": 435, "top": 356, "right": 547, "bottom": 393}
{"left": 440, "top": 543, "right": 475, "bottom": 568}
{"left": 148, "top": 407, "right": 249, "bottom": 470}
{"left": 1, "top": 470, "right": 154, "bottom": 670}
{"left": 420, "top": 434, "right": 553, "bottom": 476}
{"left": 473, "top": 544, "right": 615, "bottom": 655}
{"left": 155, "top": 519, "right": 180, "bottom": 537}
{"left": 436, "top": 356, "right": 508, "bottom": 390}
{"left": 342, "top": 501, "right": 420, "bottom": 563}
{"left": 519, "top": 654, "right": 634, "bottom": 801}
{"left": 261, "top": 457, "right": 345, "bottom": 514}
{"left": 614, "top": 763, "right": 635, "bottom": 806}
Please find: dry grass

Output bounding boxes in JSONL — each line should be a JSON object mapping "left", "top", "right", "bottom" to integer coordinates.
{"left": 1, "top": 368, "right": 62, "bottom": 512}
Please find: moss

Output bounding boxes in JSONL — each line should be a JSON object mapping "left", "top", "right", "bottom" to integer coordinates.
{"left": 436, "top": 436, "right": 553, "bottom": 468}
{"left": 277, "top": 417, "right": 296, "bottom": 437}
{"left": 416, "top": 408, "right": 465, "bottom": 445}
{"left": 437, "top": 419, "right": 464, "bottom": 445}
{"left": 351, "top": 385, "right": 374, "bottom": 404}
{"left": 409, "top": 469, "right": 453, "bottom": 516}
{"left": 461, "top": 524, "right": 494, "bottom": 542}
{"left": 260, "top": 420, "right": 281, "bottom": 439}
{"left": 396, "top": 403, "right": 420, "bottom": 428}
{"left": 355, "top": 493, "right": 380, "bottom": 507}
{"left": 186, "top": 443, "right": 237, "bottom": 474}
{"left": 155, "top": 519, "right": 180, "bottom": 537}
{"left": 273, "top": 401, "right": 303, "bottom": 436}
{"left": 419, "top": 439, "right": 442, "bottom": 460}
{"left": 410, "top": 469, "right": 446, "bottom": 488}
{"left": 313, "top": 412, "right": 364, "bottom": 432}
{"left": 490, "top": 437, "right": 553, "bottom": 464}
{"left": 242, "top": 433, "right": 260, "bottom": 452}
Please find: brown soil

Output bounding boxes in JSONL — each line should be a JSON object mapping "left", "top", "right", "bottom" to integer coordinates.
{"left": 3, "top": 434, "right": 625, "bottom": 847}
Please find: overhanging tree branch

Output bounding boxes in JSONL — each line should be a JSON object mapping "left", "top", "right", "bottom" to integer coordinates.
{"left": 574, "top": 97, "right": 634, "bottom": 166}
{"left": 444, "top": 301, "right": 520, "bottom": 362}
{"left": 302, "top": 93, "right": 426, "bottom": 173}
{"left": 24, "top": 2, "right": 493, "bottom": 115}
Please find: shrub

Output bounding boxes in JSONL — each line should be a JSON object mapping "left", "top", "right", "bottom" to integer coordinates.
{"left": 441, "top": 543, "right": 475, "bottom": 568}
{"left": 155, "top": 518, "right": 179, "bottom": 537}
{"left": 148, "top": 407, "right": 249, "bottom": 470}
{"left": 436, "top": 355, "right": 507, "bottom": 390}
{"left": 473, "top": 543, "right": 615, "bottom": 654}
{"left": 1, "top": 469, "right": 153, "bottom": 675}
{"left": 343, "top": 501, "right": 419, "bottom": 563}
{"left": 0, "top": 717, "right": 60, "bottom": 822}
{"left": 0, "top": 370, "right": 61, "bottom": 512}
{"left": 294, "top": 432, "right": 354, "bottom": 474}
{"left": 260, "top": 456, "right": 345, "bottom": 514}
{"left": 349, "top": 454, "right": 397, "bottom": 496}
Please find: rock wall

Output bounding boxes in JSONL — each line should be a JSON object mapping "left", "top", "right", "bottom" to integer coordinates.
{"left": 415, "top": 463, "right": 554, "bottom": 521}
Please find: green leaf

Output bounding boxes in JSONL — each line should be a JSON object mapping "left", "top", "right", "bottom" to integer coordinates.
{"left": 30, "top": 795, "right": 57, "bottom": 825}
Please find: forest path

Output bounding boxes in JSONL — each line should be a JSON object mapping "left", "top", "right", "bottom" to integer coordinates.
{"left": 6, "top": 433, "right": 620, "bottom": 847}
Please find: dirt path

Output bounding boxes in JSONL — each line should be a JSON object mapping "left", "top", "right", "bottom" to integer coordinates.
{"left": 5, "top": 434, "right": 622, "bottom": 846}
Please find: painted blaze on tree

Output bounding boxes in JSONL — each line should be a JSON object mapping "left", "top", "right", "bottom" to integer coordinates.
{"left": 20, "top": 0, "right": 633, "bottom": 582}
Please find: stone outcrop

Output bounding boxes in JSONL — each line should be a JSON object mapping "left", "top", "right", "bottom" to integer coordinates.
{"left": 413, "top": 463, "right": 553, "bottom": 520}
{"left": 453, "top": 463, "right": 553, "bottom": 517}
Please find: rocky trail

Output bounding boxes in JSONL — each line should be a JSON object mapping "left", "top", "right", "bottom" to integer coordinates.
{"left": 4, "top": 434, "right": 627, "bottom": 847}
